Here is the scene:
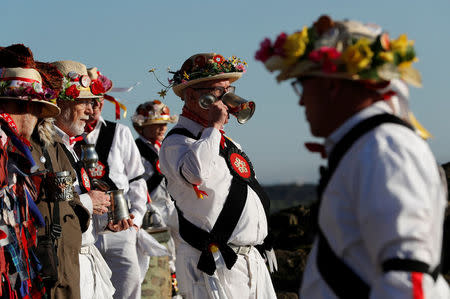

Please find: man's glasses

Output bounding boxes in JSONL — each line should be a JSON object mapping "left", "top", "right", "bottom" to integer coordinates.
{"left": 78, "top": 99, "right": 97, "bottom": 108}
{"left": 291, "top": 80, "right": 302, "bottom": 98}
{"left": 192, "top": 86, "right": 236, "bottom": 99}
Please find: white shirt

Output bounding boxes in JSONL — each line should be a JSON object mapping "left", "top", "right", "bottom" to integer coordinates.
{"left": 300, "top": 102, "right": 450, "bottom": 298}
{"left": 138, "top": 136, "right": 171, "bottom": 205}
{"left": 85, "top": 117, "right": 147, "bottom": 227}
{"left": 54, "top": 125, "right": 96, "bottom": 246}
{"left": 159, "top": 116, "right": 267, "bottom": 246}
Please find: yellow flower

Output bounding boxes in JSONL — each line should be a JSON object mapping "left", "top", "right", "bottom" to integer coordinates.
{"left": 378, "top": 51, "right": 394, "bottom": 62}
{"left": 148, "top": 68, "right": 156, "bottom": 73}
{"left": 157, "top": 89, "right": 167, "bottom": 98}
{"left": 183, "top": 71, "right": 190, "bottom": 80}
{"left": 390, "top": 34, "right": 414, "bottom": 56}
{"left": 341, "top": 38, "right": 374, "bottom": 74}
{"left": 283, "top": 26, "right": 309, "bottom": 66}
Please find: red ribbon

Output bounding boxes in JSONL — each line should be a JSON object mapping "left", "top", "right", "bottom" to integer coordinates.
{"left": 69, "top": 135, "right": 83, "bottom": 145}
{"left": 304, "top": 142, "right": 327, "bottom": 159}
{"left": 0, "top": 113, "right": 31, "bottom": 147}
{"left": 0, "top": 77, "right": 40, "bottom": 84}
{"left": 104, "top": 94, "right": 121, "bottom": 120}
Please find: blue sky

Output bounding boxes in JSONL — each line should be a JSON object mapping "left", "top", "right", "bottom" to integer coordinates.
{"left": 3, "top": 0, "right": 450, "bottom": 184}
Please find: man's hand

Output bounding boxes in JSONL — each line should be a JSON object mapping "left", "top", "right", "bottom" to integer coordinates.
{"left": 107, "top": 213, "right": 138, "bottom": 232}
{"left": 208, "top": 100, "right": 229, "bottom": 130}
{"left": 88, "top": 190, "right": 110, "bottom": 215}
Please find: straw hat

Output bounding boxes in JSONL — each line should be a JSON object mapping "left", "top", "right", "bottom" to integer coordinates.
{"left": 255, "top": 15, "right": 421, "bottom": 87}
{"left": 132, "top": 100, "right": 177, "bottom": 132}
{"left": 51, "top": 60, "right": 102, "bottom": 100}
{"left": 87, "top": 67, "right": 113, "bottom": 94}
{"left": 171, "top": 53, "right": 246, "bottom": 97}
{"left": 0, "top": 44, "right": 60, "bottom": 117}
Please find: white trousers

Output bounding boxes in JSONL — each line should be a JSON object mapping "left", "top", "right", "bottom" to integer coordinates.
{"left": 79, "top": 244, "right": 115, "bottom": 299}
{"left": 96, "top": 228, "right": 141, "bottom": 299}
{"left": 176, "top": 244, "right": 276, "bottom": 299}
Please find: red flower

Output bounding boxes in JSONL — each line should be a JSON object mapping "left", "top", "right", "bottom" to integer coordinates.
{"left": 213, "top": 54, "right": 224, "bottom": 64}
{"left": 65, "top": 84, "right": 80, "bottom": 99}
{"left": 255, "top": 38, "right": 272, "bottom": 62}
{"left": 91, "top": 79, "right": 106, "bottom": 95}
{"left": 309, "top": 47, "right": 341, "bottom": 73}
{"left": 273, "top": 32, "right": 287, "bottom": 56}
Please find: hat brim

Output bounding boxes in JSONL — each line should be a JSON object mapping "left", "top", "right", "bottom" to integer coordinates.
{"left": 77, "top": 89, "right": 103, "bottom": 99}
{"left": 172, "top": 73, "right": 242, "bottom": 97}
{"left": 141, "top": 117, "right": 177, "bottom": 126}
{"left": 0, "top": 96, "right": 61, "bottom": 118}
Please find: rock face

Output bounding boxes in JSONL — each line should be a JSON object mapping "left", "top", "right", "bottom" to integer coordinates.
{"left": 270, "top": 204, "right": 315, "bottom": 298}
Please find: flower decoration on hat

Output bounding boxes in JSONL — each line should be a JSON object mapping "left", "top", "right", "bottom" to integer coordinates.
{"left": 87, "top": 67, "right": 127, "bottom": 120}
{"left": 132, "top": 100, "right": 177, "bottom": 130}
{"left": 255, "top": 15, "right": 421, "bottom": 87}
{"left": 58, "top": 72, "right": 93, "bottom": 101}
{"left": 149, "top": 53, "right": 247, "bottom": 98}
{"left": 0, "top": 74, "right": 57, "bottom": 104}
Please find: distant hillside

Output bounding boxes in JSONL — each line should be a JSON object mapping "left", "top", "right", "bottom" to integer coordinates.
{"left": 262, "top": 183, "right": 317, "bottom": 214}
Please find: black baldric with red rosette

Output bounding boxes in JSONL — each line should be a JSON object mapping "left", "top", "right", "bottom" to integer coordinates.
{"left": 164, "top": 128, "right": 272, "bottom": 276}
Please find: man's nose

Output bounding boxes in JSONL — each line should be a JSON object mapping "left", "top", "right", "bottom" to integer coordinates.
{"left": 85, "top": 103, "right": 94, "bottom": 114}
{"left": 299, "top": 95, "right": 305, "bottom": 106}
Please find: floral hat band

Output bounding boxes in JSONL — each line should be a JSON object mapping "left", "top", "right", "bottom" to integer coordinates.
{"left": 167, "top": 53, "right": 247, "bottom": 97}
{"left": 51, "top": 60, "right": 103, "bottom": 101}
{"left": 0, "top": 67, "right": 60, "bottom": 117}
{"left": 132, "top": 100, "right": 177, "bottom": 129}
{"left": 255, "top": 15, "right": 421, "bottom": 87}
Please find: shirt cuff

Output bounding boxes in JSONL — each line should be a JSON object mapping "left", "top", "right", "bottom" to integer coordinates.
{"left": 131, "top": 210, "right": 144, "bottom": 228}
{"left": 79, "top": 193, "right": 93, "bottom": 215}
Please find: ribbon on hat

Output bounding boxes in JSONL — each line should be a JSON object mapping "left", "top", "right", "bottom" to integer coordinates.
{"left": 104, "top": 94, "right": 127, "bottom": 120}
{"left": 110, "top": 81, "right": 141, "bottom": 93}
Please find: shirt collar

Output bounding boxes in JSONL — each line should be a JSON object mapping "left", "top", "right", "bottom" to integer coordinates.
{"left": 324, "top": 101, "right": 393, "bottom": 155}
{"left": 176, "top": 115, "right": 204, "bottom": 137}
{"left": 53, "top": 125, "right": 72, "bottom": 148}
{"left": 138, "top": 135, "right": 158, "bottom": 153}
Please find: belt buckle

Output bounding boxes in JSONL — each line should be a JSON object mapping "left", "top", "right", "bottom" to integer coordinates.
{"left": 79, "top": 246, "right": 90, "bottom": 254}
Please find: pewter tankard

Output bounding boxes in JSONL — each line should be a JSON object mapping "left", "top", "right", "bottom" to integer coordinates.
{"left": 221, "top": 92, "right": 255, "bottom": 124}
{"left": 80, "top": 144, "right": 99, "bottom": 169}
{"left": 198, "top": 92, "right": 255, "bottom": 124}
{"left": 108, "top": 189, "right": 130, "bottom": 224}
{"left": 47, "top": 171, "right": 74, "bottom": 201}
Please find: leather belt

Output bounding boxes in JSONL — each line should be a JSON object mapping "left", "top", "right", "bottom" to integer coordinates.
{"left": 229, "top": 245, "right": 252, "bottom": 255}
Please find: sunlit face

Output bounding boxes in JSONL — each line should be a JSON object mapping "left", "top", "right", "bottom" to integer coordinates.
{"left": 56, "top": 99, "right": 94, "bottom": 136}
{"left": 184, "top": 79, "right": 231, "bottom": 124}
{"left": 142, "top": 123, "right": 168, "bottom": 143}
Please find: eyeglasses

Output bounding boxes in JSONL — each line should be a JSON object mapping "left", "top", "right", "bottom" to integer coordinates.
{"left": 291, "top": 80, "right": 302, "bottom": 97}
{"left": 191, "top": 86, "right": 236, "bottom": 99}
{"left": 78, "top": 99, "right": 97, "bottom": 108}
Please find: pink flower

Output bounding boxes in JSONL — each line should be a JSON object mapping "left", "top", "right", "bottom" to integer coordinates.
{"left": 273, "top": 32, "right": 287, "bottom": 56}
{"left": 255, "top": 38, "right": 272, "bottom": 62}
{"left": 308, "top": 47, "right": 341, "bottom": 73}
{"left": 235, "top": 64, "right": 247, "bottom": 73}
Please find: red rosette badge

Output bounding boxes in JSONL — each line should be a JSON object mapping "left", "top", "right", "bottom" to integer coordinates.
{"left": 226, "top": 147, "right": 254, "bottom": 181}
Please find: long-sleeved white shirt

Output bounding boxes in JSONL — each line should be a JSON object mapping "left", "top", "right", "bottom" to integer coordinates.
{"left": 159, "top": 116, "right": 267, "bottom": 246}
{"left": 300, "top": 102, "right": 450, "bottom": 298}
{"left": 85, "top": 116, "right": 147, "bottom": 227}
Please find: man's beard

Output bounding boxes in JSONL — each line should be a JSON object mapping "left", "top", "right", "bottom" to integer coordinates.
{"left": 60, "top": 106, "right": 86, "bottom": 136}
